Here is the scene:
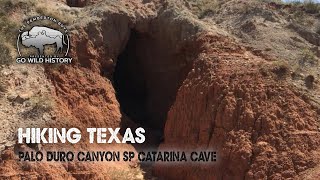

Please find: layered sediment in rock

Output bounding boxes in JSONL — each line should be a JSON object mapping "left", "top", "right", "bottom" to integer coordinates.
{"left": 154, "top": 33, "right": 320, "bottom": 179}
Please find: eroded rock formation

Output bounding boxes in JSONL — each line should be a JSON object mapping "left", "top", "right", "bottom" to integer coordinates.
{"left": 154, "top": 33, "right": 320, "bottom": 179}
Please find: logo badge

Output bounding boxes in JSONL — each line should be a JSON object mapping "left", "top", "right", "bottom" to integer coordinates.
{"left": 16, "top": 16, "right": 72, "bottom": 64}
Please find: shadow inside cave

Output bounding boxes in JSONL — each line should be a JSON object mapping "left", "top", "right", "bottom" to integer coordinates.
{"left": 112, "top": 28, "right": 196, "bottom": 177}
{"left": 113, "top": 29, "right": 165, "bottom": 149}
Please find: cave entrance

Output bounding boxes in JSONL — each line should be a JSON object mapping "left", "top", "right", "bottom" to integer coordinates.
{"left": 113, "top": 29, "right": 193, "bottom": 146}
{"left": 114, "top": 30, "right": 149, "bottom": 127}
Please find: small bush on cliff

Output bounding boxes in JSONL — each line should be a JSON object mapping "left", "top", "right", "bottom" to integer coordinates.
{"left": 299, "top": 49, "right": 318, "bottom": 67}
{"left": 305, "top": 74, "right": 315, "bottom": 89}
{"left": 186, "top": 0, "right": 224, "bottom": 18}
{"left": 271, "top": 61, "right": 290, "bottom": 79}
{"left": 285, "top": 0, "right": 320, "bottom": 17}
{"left": 0, "top": 80, "right": 7, "bottom": 94}
{"left": 304, "top": 0, "right": 320, "bottom": 14}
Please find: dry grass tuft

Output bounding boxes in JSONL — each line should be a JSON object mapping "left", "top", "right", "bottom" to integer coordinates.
{"left": 21, "top": 95, "right": 55, "bottom": 118}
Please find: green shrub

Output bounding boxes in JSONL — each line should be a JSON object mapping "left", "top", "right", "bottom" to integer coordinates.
{"left": 271, "top": 61, "right": 290, "bottom": 79}
{"left": 304, "top": 0, "right": 320, "bottom": 14}
{"left": 305, "top": 74, "right": 315, "bottom": 89}
{"left": 300, "top": 49, "right": 318, "bottom": 66}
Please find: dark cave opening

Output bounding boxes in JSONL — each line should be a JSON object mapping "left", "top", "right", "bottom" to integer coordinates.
{"left": 113, "top": 30, "right": 149, "bottom": 127}
{"left": 113, "top": 30, "right": 164, "bottom": 146}
{"left": 113, "top": 29, "right": 195, "bottom": 146}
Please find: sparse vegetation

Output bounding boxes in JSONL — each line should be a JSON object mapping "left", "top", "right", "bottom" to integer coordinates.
{"left": 109, "top": 167, "right": 143, "bottom": 180}
{"left": 290, "top": 1, "right": 303, "bottom": 6}
{"left": 292, "top": 10, "right": 305, "bottom": 22}
{"left": 0, "top": 0, "right": 22, "bottom": 65}
{"left": 290, "top": 49, "right": 318, "bottom": 81}
{"left": 185, "top": 0, "right": 225, "bottom": 18}
{"left": 286, "top": 0, "right": 320, "bottom": 14}
{"left": 0, "top": 43, "right": 11, "bottom": 65}
{"left": 271, "top": 60, "right": 290, "bottom": 79}
{"left": 283, "top": 0, "right": 320, "bottom": 25}
{"left": 0, "top": 17, "right": 17, "bottom": 41}
{"left": 21, "top": 70, "right": 29, "bottom": 76}
{"left": 316, "top": 26, "right": 320, "bottom": 34}
{"left": 304, "top": 0, "right": 320, "bottom": 14}
{"left": 22, "top": 95, "right": 54, "bottom": 118}
{"left": 299, "top": 49, "right": 318, "bottom": 67}
{"left": 305, "top": 74, "right": 315, "bottom": 89}
{"left": 259, "top": 60, "right": 292, "bottom": 79}
{"left": 35, "top": 4, "right": 73, "bottom": 24}
{"left": 0, "top": 0, "right": 20, "bottom": 39}
{"left": 0, "top": 80, "right": 7, "bottom": 94}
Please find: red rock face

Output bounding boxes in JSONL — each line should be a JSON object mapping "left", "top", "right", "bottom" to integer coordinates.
{"left": 154, "top": 33, "right": 320, "bottom": 179}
